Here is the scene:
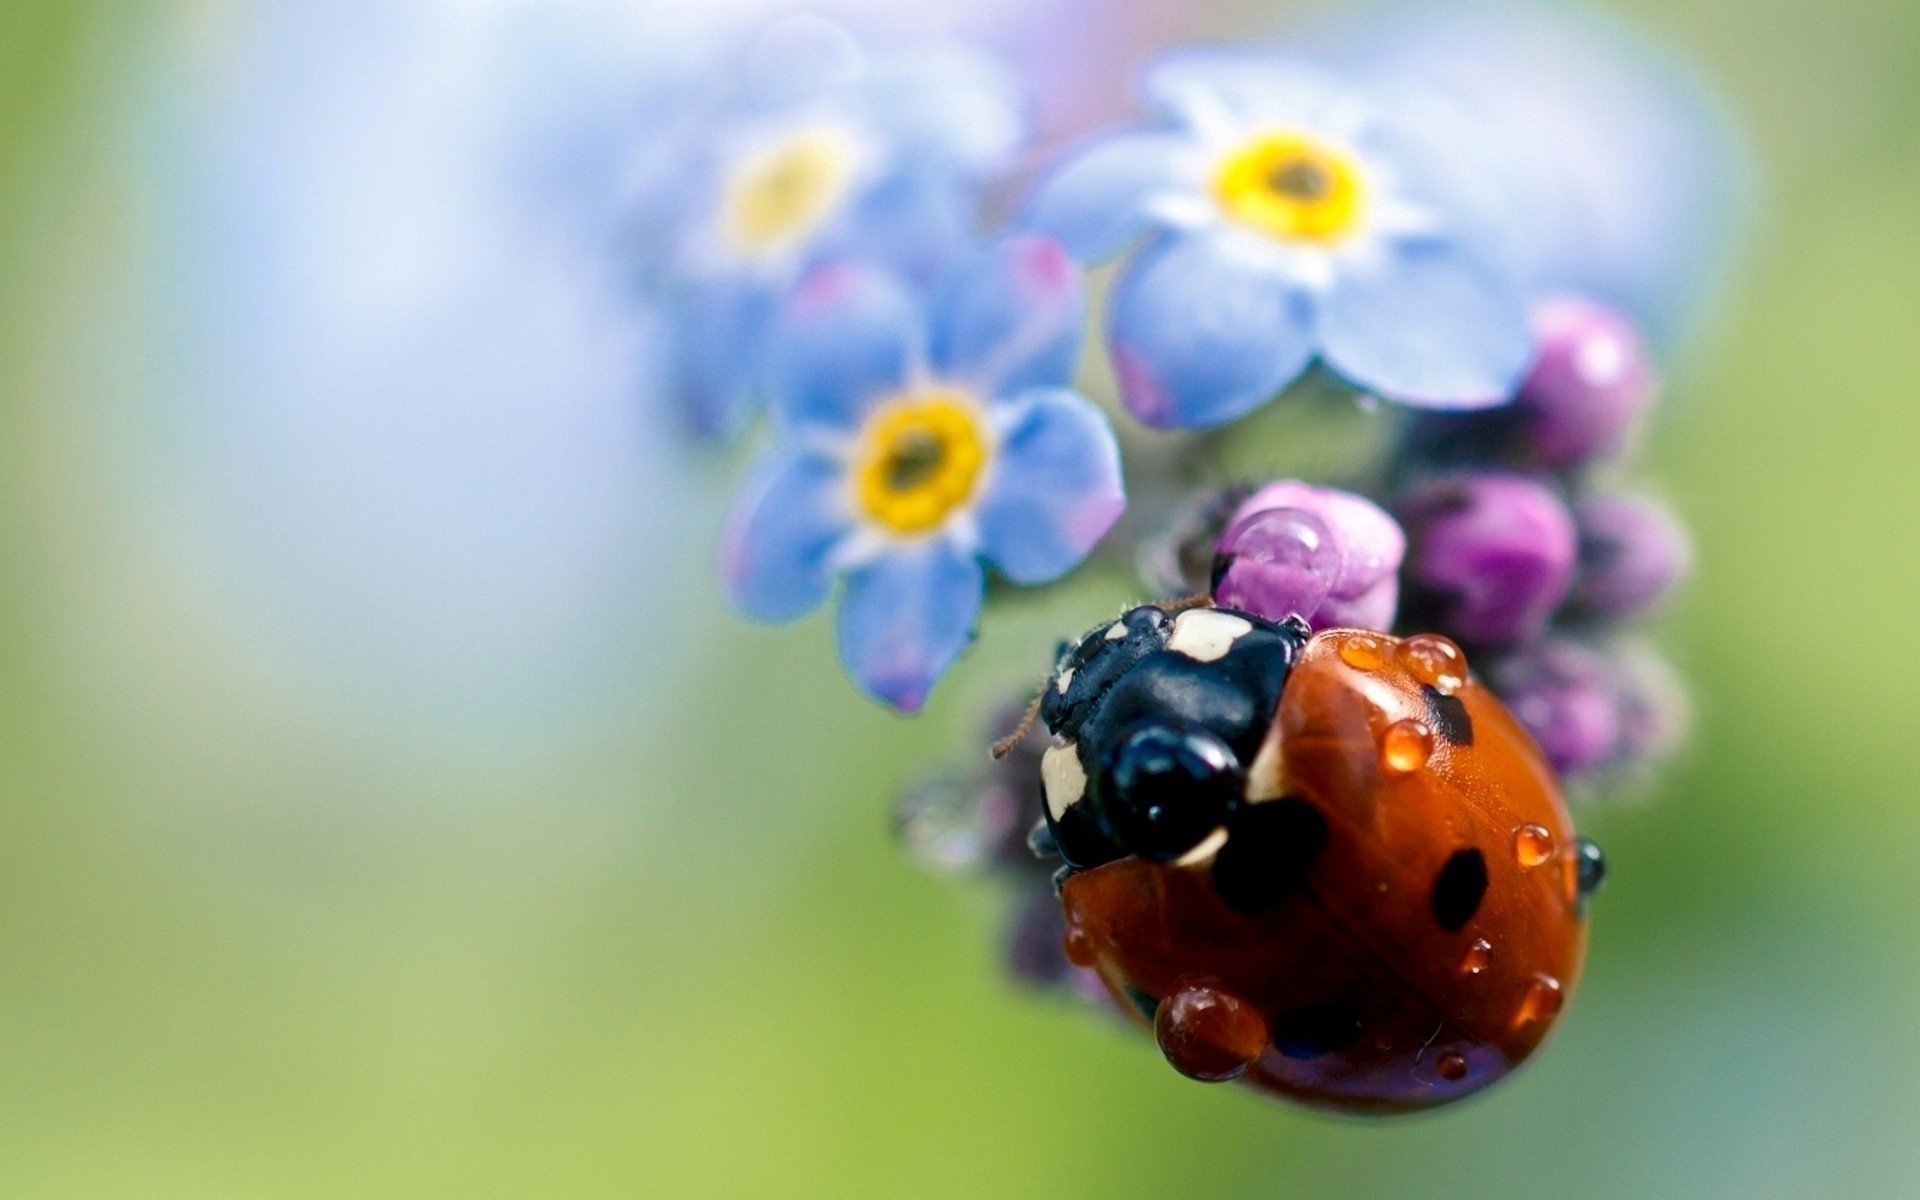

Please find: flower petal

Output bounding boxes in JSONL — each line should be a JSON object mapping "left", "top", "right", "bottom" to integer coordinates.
{"left": 1107, "top": 234, "right": 1316, "bottom": 429}
{"left": 1023, "top": 130, "right": 1197, "bottom": 263}
{"left": 1142, "top": 50, "right": 1361, "bottom": 134}
{"left": 932, "top": 236, "right": 1084, "bottom": 394}
{"left": 834, "top": 169, "right": 971, "bottom": 285}
{"left": 665, "top": 282, "right": 772, "bottom": 442}
{"left": 766, "top": 262, "right": 922, "bottom": 437}
{"left": 1318, "top": 239, "right": 1533, "bottom": 408}
{"left": 863, "top": 46, "right": 1027, "bottom": 175}
{"left": 836, "top": 539, "right": 983, "bottom": 712}
{"left": 719, "top": 451, "right": 852, "bottom": 623}
{"left": 976, "top": 388, "right": 1125, "bottom": 585}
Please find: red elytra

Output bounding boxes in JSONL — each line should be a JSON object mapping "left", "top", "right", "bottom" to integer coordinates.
{"left": 1059, "top": 628, "right": 1589, "bottom": 1113}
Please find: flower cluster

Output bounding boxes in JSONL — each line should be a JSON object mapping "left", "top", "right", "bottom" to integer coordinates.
{"left": 634, "top": 12, "right": 1729, "bottom": 753}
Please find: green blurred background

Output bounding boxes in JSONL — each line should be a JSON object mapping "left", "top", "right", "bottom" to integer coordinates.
{"left": 3, "top": 0, "right": 1919, "bottom": 1196}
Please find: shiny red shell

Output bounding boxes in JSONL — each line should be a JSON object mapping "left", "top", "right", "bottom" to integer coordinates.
{"left": 1059, "top": 628, "right": 1588, "bottom": 1113}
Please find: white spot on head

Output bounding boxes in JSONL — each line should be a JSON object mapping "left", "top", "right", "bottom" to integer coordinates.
{"left": 1244, "top": 728, "right": 1287, "bottom": 803}
{"left": 1055, "top": 666, "right": 1075, "bottom": 694}
{"left": 1172, "top": 826, "right": 1229, "bottom": 867}
{"left": 1104, "top": 621, "right": 1128, "bottom": 641}
{"left": 1041, "top": 741, "right": 1087, "bottom": 821}
{"left": 1168, "top": 609, "right": 1253, "bottom": 663}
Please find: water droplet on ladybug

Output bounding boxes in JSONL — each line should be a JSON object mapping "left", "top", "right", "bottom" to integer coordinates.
{"left": 1154, "top": 984, "right": 1270, "bottom": 1083}
{"left": 1380, "top": 719, "right": 1434, "bottom": 773}
{"left": 1436, "top": 1051, "right": 1468, "bottom": 1081}
{"left": 1460, "top": 938, "right": 1493, "bottom": 975}
{"left": 1337, "top": 633, "right": 1386, "bottom": 671}
{"left": 1063, "top": 922, "right": 1095, "bottom": 968}
{"left": 1513, "top": 974, "right": 1564, "bottom": 1027}
{"left": 1398, "top": 634, "right": 1467, "bottom": 695}
{"left": 1514, "top": 823, "right": 1554, "bottom": 867}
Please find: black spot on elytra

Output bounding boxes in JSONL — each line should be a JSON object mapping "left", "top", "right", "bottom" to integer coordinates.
{"left": 1271, "top": 1004, "right": 1361, "bottom": 1059}
{"left": 1211, "top": 799, "right": 1328, "bottom": 914}
{"left": 1123, "top": 985, "right": 1159, "bottom": 1023}
{"left": 1430, "top": 848, "right": 1489, "bottom": 931}
{"left": 1423, "top": 686, "right": 1474, "bottom": 746}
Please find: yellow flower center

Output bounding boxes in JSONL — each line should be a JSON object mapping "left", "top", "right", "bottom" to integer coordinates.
{"left": 722, "top": 127, "right": 859, "bottom": 256}
{"left": 1213, "top": 131, "right": 1367, "bottom": 244}
{"left": 852, "top": 391, "right": 990, "bottom": 536}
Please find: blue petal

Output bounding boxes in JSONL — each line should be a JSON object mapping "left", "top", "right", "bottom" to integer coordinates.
{"left": 977, "top": 388, "right": 1125, "bottom": 585}
{"left": 1106, "top": 234, "right": 1316, "bottom": 429}
{"left": 1142, "top": 50, "right": 1358, "bottom": 131}
{"left": 863, "top": 46, "right": 1027, "bottom": 175}
{"left": 1023, "top": 130, "right": 1194, "bottom": 263}
{"left": 832, "top": 169, "right": 971, "bottom": 285}
{"left": 766, "top": 263, "right": 921, "bottom": 437}
{"left": 836, "top": 539, "right": 983, "bottom": 712}
{"left": 1318, "top": 239, "right": 1532, "bottom": 408}
{"left": 931, "top": 236, "right": 1084, "bottom": 395}
{"left": 719, "top": 451, "right": 851, "bottom": 623}
{"left": 665, "top": 282, "right": 772, "bottom": 442}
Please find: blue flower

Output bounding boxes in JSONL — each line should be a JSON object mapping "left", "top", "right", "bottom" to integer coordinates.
{"left": 1024, "top": 49, "right": 1533, "bottom": 428}
{"left": 719, "top": 236, "right": 1125, "bottom": 712}
{"left": 1326, "top": 1, "right": 1749, "bottom": 352}
{"left": 631, "top": 16, "right": 1027, "bottom": 442}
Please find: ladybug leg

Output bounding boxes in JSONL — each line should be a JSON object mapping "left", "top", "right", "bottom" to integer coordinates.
{"left": 1154, "top": 982, "right": 1269, "bottom": 1083}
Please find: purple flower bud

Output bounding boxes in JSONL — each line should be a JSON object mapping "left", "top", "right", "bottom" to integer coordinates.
{"left": 1004, "top": 886, "right": 1108, "bottom": 1007}
{"left": 1516, "top": 296, "right": 1657, "bottom": 469}
{"left": 1488, "top": 639, "right": 1690, "bottom": 782}
{"left": 1570, "top": 493, "right": 1692, "bottom": 622}
{"left": 1487, "top": 640, "right": 1623, "bottom": 778}
{"left": 1610, "top": 643, "right": 1691, "bottom": 772}
{"left": 1398, "top": 472, "right": 1577, "bottom": 649}
{"left": 1214, "top": 481, "right": 1405, "bottom": 630}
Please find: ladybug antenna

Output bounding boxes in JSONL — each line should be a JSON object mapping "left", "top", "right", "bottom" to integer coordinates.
{"left": 989, "top": 691, "right": 1045, "bottom": 761}
{"left": 1162, "top": 592, "right": 1214, "bottom": 613}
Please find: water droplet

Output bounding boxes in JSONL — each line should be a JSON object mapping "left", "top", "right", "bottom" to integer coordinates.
{"left": 1513, "top": 973, "right": 1564, "bottom": 1027}
{"left": 1063, "top": 925, "right": 1095, "bottom": 968}
{"left": 1399, "top": 634, "right": 1467, "bottom": 695}
{"left": 1338, "top": 634, "right": 1386, "bottom": 671}
{"left": 1436, "top": 1051, "right": 1468, "bottom": 1081}
{"left": 1380, "top": 719, "right": 1434, "bottom": 773}
{"left": 1460, "top": 938, "right": 1493, "bottom": 975}
{"left": 1514, "top": 823, "right": 1555, "bottom": 867}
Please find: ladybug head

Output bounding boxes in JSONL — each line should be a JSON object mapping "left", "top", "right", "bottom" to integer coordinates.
{"left": 1037, "top": 605, "right": 1309, "bottom": 871}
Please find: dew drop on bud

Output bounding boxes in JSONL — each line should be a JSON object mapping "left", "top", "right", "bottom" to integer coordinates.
{"left": 1212, "top": 506, "right": 1341, "bottom": 625}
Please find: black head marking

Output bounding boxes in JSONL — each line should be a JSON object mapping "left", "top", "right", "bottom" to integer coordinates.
{"left": 1041, "top": 606, "right": 1173, "bottom": 741}
{"left": 1211, "top": 798, "right": 1329, "bottom": 914}
{"left": 1431, "top": 848, "right": 1489, "bottom": 931}
{"left": 1102, "top": 722, "right": 1244, "bottom": 862}
{"left": 1270, "top": 1004, "right": 1361, "bottom": 1059}
{"left": 1423, "top": 686, "right": 1474, "bottom": 746}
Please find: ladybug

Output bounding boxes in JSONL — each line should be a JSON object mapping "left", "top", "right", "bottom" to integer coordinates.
{"left": 1032, "top": 603, "right": 1604, "bottom": 1113}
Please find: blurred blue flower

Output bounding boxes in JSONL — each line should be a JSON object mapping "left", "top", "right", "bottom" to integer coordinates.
{"left": 1327, "top": 1, "right": 1749, "bottom": 351}
{"left": 630, "top": 15, "right": 1028, "bottom": 442}
{"left": 1024, "top": 49, "right": 1532, "bottom": 428}
{"left": 720, "top": 236, "right": 1125, "bottom": 711}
